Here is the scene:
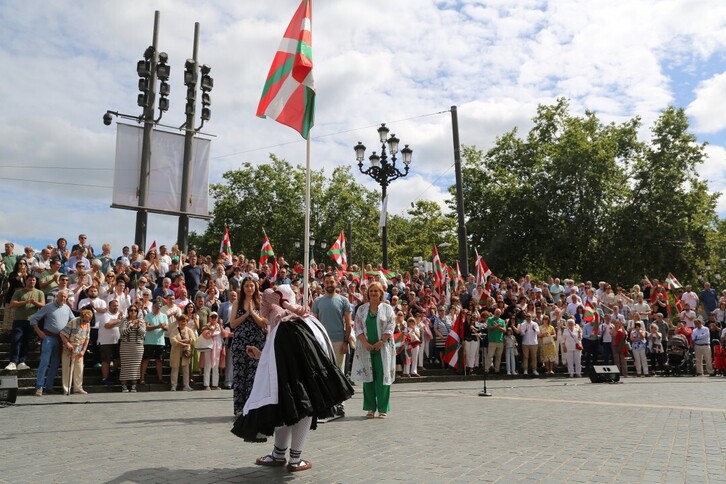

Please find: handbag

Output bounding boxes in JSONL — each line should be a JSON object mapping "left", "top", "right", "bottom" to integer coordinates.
{"left": 575, "top": 342, "right": 583, "bottom": 351}
{"left": 179, "top": 327, "right": 193, "bottom": 358}
{"left": 543, "top": 335, "right": 553, "bottom": 345}
{"left": 195, "top": 335, "right": 214, "bottom": 352}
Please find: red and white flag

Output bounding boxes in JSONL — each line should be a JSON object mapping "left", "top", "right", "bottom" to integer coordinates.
{"left": 256, "top": 0, "right": 315, "bottom": 139}
{"left": 259, "top": 230, "right": 275, "bottom": 266}
{"left": 442, "top": 310, "right": 464, "bottom": 373}
{"left": 432, "top": 246, "right": 445, "bottom": 289}
{"left": 664, "top": 272, "right": 682, "bottom": 290}
{"left": 327, "top": 231, "right": 347, "bottom": 271}
{"left": 220, "top": 227, "right": 232, "bottom": 263}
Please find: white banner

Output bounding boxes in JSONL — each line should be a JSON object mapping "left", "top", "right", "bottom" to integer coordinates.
{"left": 112, "top": 124, "right": 210, "bottom": 217}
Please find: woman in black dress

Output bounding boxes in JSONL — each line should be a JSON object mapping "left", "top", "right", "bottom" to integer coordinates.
{"left": 230, "top": 277, "right": 265, "bottom": 416}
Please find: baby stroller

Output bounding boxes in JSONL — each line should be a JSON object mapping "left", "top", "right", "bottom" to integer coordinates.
{"left": 713, "top": 340, "right": 726, "bottom": 376}
{"left": 666, "top": 334, "right": 692, "bottom": 376}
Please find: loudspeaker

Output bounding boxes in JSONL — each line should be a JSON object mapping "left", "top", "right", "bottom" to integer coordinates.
{"left": 0, "top": 375, "right": 18, "bottom": 405}
{"left": 588, "top": 365, "right": 620, "bottom": 383}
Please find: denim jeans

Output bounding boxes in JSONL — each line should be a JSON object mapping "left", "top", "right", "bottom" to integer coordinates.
{"left": 36, "top": 335, "right": 62, "bottom": 390}
{"left": 10, "top": 320, "right": 32, "bottom": 364}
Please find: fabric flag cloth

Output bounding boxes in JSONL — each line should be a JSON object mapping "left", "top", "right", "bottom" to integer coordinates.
{"left": 664, "top": 272, "right": 682, "bottom": 290}
{"left": 269, "top": 257, "right": 279, "bottom": 282}
{"left": 220, "top": 227, "right": 232, "bottom": 262}
{"left": 583, "top": 304, "right": 595, "bottom": 322}
{"left": 475, "top": 249, "right": 492, "bottom": 287}
{"left": 442, "top": 311, "right": 464, "bottom": 373}
{"left": 378, "top": 193, "right": 389, "bottom": 236}
{"left": 147, "top": 240, "right": 157, "bottom": 254}
{"left": 432, "top": 246, "right": 445, "bottom": 289}
{"left": 327, "top": 231, "right": 347, "bottom": 271}
{"left": 256, "top": 0, "right": 315, "bottom": 139}
{"left": 259, "top": 231, "right": 275, "bottom": 266}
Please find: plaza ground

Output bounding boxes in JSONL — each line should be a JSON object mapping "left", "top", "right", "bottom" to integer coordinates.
{"left": 1, "top": 377, "right": 725, "bottom": 483}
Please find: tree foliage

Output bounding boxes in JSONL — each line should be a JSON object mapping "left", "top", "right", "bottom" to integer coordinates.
{"left": 454, "top": 99, "right": 720, "bottom": 285}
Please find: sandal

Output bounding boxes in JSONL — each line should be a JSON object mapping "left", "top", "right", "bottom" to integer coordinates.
{"left": 377, "top": 413, "right": 387, "bottom": 419}
{"left": 366, "top": 411, "right": 375, "bottom": 418}
{"left": 255, "top": 454, "right": 287, "bottom": 467}
{"left": 287, "top": 460, "right": 312, "bottom": 472}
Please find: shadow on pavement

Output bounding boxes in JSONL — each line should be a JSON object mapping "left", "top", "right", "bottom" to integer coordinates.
{"left": 104, "top": 466, "right": 298, "bottom": 483}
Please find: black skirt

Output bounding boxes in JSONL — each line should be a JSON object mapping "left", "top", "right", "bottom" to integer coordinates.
{"left": 231, "top": 319, "right": 354, "bottom": 442}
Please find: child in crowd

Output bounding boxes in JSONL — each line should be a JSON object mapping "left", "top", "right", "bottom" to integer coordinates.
{"left": 504, "top": 326, "right": 518, "bottom": 375}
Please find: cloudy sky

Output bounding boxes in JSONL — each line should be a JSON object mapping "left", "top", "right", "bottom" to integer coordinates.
{"left": 1, "top": 0, "right": 725, "bottom": 256}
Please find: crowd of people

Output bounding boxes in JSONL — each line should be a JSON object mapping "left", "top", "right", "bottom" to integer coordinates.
{"left": 2, "top": 235, "right": 726, "bottom": 401}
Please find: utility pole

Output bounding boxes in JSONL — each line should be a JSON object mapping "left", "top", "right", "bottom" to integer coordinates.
{"left": 177, "top": 22, "right": 200, "bottom": 254}
{"left": 134, "top": 10, "right": 160, "bottom": 251}
{"left": 451, "top": 105, "right": 469, "bottom": 276}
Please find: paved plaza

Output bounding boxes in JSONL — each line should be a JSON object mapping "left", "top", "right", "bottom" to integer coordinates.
{"left": 1, "top": 377, "right": 725, "bottom": 483}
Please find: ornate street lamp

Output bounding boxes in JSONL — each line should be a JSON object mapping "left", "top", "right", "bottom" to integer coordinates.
{"left": 355, "top": 124, "right": 412, "bottom": 268}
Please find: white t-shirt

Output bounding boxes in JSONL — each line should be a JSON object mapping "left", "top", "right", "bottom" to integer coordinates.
{"left": 680, "top": 309, "right": 696, "bottom": 328}
{"left": 520, "top": 321, "right": 540, "bottom": 345}
{"left": 680, "top": 291, "right": 698, "bottom": 311}
{"left": 98, "top": 310, "right": 121, "bottom": 345}
{"left": 78, "top": 297, "right": 108, "bottom": 329}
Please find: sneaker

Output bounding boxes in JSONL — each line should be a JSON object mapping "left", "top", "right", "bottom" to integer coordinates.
{"left": 35, "top": 388, "right": 43, "bottom": 397}
{"left": 16, "top": 362, "right": 30, "bottom": 370}
{"left": 533, "top": 370, "right": 540, "bottom": 376}
{"left": 121, "top": 385, "right": 129, "bottom": 393}
{"left": 130, "top": 385, "right": 137, "bottom": 393}
{"left": 183, "top": 386, "right": 193, "bottom": 391}
{"left": 507, "top": 372, "right": 512, "bottom": 376}
{"left": 94, "top": 363, "right": 102, "bottom": 368}
{"left": 522, "top": 370, "right": 528, "bottom": 375}
{"left": 170, "top": 386, "right": 177, "bottom": 391}
{"left": 101, "top": 379, "right": 114, "bottom": 386}
{"left": 4, "top": 362, "right": 16, "bottom": 371}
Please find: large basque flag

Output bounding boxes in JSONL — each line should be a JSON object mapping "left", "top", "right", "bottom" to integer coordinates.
{"left": 256, "top": 0, "right": 315, "bottom": 139}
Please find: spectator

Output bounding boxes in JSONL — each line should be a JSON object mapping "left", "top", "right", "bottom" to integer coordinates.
{"left": 485, "top": 308, "right": 506, "bottom": 373}
{"left": 701, "top": 282, "right": 718, "bottom": 318}
{"left": 201, "top": 312, "right": 223, "bottom": 390}
{"left": 29, "top": 290, "right": 74, "bottom": 396}
{"left": 691, "top": 318, "right": 713, "bottom": 377}
{"left": 504, "top": 326, "right": 518, "bottom": 375}
{"left": 561, "top": 318, "right": 583, "bottom": 377}
{"left": 230, "top": 277, "right": 265, "bottom": 416}
{"left": 170, "top": 314, "right": 196, "bottom": 391}
{"left": 351, "top": 282, "right": 395, "bottom": 418}
{"left": 140, "top": 300, "right": 168, "bottom": 385}
{"left": 612, "top": 319, "right": 629, "bottom": 378}
{"left": 538, "top": 315, "right": 557, "bottom": 375}
{"left": 644, "top": 322, "right": 664, "bottom": 375}
{"left": 5, "top": 274, "right": 44, "bottom": 371}
{"left": 630, "top": 321, "right": 649, "bottom": 377}
{"left": 520, "top": 312, "right": 540, "bottom": 376}
{"left": 59, "top": 309, "right": 93, "bottom": 394}
{"left": 119, "top": 306, "right": 146, "bottom": 392}
{"left": 462, "top": 311, "right": 480, "bottom": 375}
{"left": 99, "top": 299, "right": 122, "bottom": 385}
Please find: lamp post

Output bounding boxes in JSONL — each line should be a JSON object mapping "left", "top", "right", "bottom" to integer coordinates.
{"left": 355, "top": 124, "right": 413, "bottom": 269}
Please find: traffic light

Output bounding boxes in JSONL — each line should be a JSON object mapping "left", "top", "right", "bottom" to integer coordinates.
{"left": 136, "top": 46, "right": 154, "bottom": 109}
{"left": 157, "top": 52, "right": 170, "bottom": 113}
{"left": 200, "top": 64, "right": 212, "bottom": 122}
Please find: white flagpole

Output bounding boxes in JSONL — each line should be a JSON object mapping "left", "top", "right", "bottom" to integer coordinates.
{"left": 303, "top": 136, "right": 312, "bottom": 307}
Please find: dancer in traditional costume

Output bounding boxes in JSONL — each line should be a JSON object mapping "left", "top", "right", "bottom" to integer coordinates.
{"left": 231, "top": 285, "right": 354, "bottom": 472}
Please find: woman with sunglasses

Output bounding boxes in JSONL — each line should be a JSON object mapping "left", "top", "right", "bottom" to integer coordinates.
{"left": 119, "top": 306, "right": 146, "bottom": 392}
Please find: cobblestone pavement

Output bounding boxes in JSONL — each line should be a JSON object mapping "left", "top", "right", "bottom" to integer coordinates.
{"left": 1, "top": 377, "right": 725, "bottom": 483}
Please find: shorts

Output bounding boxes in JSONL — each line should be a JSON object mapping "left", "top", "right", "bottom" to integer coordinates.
{"left": 99, "top": 343, "right": 119, "bottom": 363}
{"left": 143, "top": 345, "right": 165, "bottom": 360}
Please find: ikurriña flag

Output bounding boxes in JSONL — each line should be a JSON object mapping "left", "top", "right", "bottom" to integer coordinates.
{"left": 259, "top": 230, "right": 275, "bottom": 266}
{"left": 442, "top": 310, "right": 464, "bottom": 373}
{"left": 256, "top": 0, "right": 315, "bottom": 139}
{"left": 327, "top": 231, "right": 347, "bottom": 271}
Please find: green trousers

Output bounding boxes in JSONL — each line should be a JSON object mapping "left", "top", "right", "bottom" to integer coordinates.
{"left": 362, "top": 350, "right": 390, "bottom": 412}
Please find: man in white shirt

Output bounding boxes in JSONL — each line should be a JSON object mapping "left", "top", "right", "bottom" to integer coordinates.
{"left": 77, "top": 285, "right": 108, "bottom": 368}
{"left": 691, "top": 318, "right": 713, "bottom": 376}
{"left": 680, "top": 286, "right": 699, "bottom": 315}
{"left": 98, "top": 299, "right": 122, "bottom": 385}
{"left": 106, "top": 279, "right": 132, "bottom": 314}
{"left": 679, "top": 304, "right": 697, "bottom": 329}
{"left": 520, "top": 313, "right": 540, "bottom": 376}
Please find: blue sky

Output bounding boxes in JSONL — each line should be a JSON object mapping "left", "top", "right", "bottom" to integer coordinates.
{"left": 1, "top": 0, "right": 725, "bottom": 255}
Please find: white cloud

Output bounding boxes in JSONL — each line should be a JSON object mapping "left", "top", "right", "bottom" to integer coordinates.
{"left": 687, "top": 72, "right": 726, "bottom": 133}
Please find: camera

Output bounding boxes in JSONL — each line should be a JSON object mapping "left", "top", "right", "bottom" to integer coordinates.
{"left": 103, "top": 112, "right": 113, "bottom": 126}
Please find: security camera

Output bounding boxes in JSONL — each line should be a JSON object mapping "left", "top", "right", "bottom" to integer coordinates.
{"left": 103, "top": 112, "right": 113, "bottom": 126}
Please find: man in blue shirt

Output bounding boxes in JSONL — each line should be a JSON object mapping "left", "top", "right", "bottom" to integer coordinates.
{"left": 29, "top": 290, "right": 74, "bottom": 396}
{"left": 701, "top": 282, "right": 718, "bottom": 318}
{"left": 141, "top": 300, "right": 169, "bottom": 385}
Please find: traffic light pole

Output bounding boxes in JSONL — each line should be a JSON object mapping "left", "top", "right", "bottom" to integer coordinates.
{"left": 134, "top": 10, "right": 160, "bottom": 251}
{"left": 177, "top": 22, "right": 199, "bottom": 254}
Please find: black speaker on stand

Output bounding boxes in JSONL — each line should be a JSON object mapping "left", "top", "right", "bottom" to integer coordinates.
{"left": 588, "top": 365, "right": 621, "bottom": 383}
